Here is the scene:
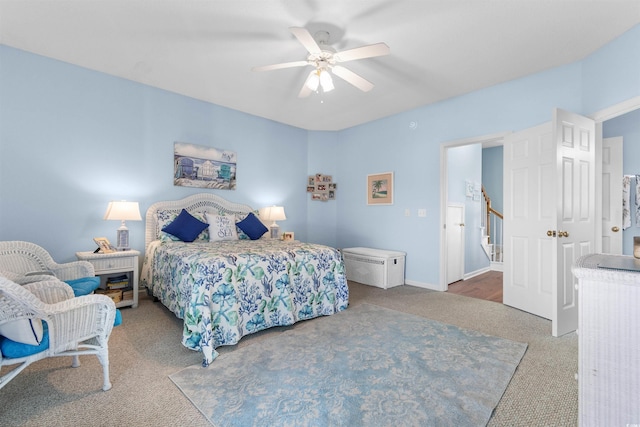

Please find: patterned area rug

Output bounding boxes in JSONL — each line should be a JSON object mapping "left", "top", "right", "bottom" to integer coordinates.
{"left": 170, "top": 303, "right": 527, "bottom": 426}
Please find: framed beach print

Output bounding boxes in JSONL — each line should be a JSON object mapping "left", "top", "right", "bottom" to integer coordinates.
{"left": 367, "top": 172, "right": 394, "bottom": 205}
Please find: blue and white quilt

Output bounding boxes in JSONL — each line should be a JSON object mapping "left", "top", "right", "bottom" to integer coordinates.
{"left": 141, "top": 239, "right": 349, "bottom": 366}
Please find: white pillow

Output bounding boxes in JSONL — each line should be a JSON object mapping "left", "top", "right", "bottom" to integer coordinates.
{"left": 205, "top": 213, "right": 238, "bottom": 241}
{"left": 0, "top": 318, "right": 44, "bottom": 345}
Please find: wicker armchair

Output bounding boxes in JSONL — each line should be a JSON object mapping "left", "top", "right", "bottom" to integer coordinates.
{"left": 0, "top": 276, "right": 116, "bottom": 391}
{"left": 0, "top": 241, "right": 94, "bottom": 282}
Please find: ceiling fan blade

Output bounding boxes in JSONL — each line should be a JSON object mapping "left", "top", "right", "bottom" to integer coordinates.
{"left": 289, "top": 26, "right": 321, "bottom": 55}
{"left": 334, "top": 43, "right": 390, "bottom": 62}
{"left": 332, "top": 65, "right": 374, "bottom": 92}
{"left": 252, "top": 61, "right": 309, "bottom": 72}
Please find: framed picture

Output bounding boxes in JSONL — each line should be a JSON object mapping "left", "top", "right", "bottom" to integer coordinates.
{"left": 174, "top": 141, "right": 237, "bottom": 190}
{"left": 282, "top": 232, "right": 295, "bottom": 241}
{"left": 367, "top": 172, "right": 394, "bottom": 205}
{"left": 308, "top": 173, "right": 337, "bottom": 201}
{"left": 93, "top": 237, "right": 116, "bottom": 253}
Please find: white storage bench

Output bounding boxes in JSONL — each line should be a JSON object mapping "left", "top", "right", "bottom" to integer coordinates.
{"left": 342, "top": 247, "right": 406, "bottom": 289}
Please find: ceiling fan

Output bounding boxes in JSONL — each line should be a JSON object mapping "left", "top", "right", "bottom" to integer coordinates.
{"left": 252, "top": 27, "right": 390, "bottom": 97}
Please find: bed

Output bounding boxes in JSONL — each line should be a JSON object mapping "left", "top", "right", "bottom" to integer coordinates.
{"left": 140, "top": 193, "right": 349, "bottom": 366}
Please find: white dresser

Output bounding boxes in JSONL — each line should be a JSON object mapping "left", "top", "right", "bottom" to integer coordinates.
{"left": 572, "top": 254, "right": 640, "bottom": 427}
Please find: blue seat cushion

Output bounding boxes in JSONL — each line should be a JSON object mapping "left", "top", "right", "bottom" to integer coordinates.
{"left": 0, "top": 322, "right": 50, "bottom": 358}
{"left": 0, "top": 311, "right": 121, "bottom": 359}
{"left": 65, "top": 277, "right": 100, "bottom": 296}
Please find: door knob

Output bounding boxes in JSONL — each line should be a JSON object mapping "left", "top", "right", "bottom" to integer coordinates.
{"left": 547, "top": 230, "right": 556, "bottom": 237}
{"left": 559, "top": 231, "right": 569, "bottom": 238}
{"left": 612, "top": 226, "right": 620, "bottom": 232}
{"left": 459, "top": 223, "right": 465, "bottom": 227}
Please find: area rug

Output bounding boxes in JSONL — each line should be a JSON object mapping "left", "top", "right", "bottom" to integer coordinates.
{"left": 170, "top": 303, "right": 527, "bottom": 427}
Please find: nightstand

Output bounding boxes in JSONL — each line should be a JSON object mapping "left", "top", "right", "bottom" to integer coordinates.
{"left": 76, "top": 250, "right": 140, "bottom": 308}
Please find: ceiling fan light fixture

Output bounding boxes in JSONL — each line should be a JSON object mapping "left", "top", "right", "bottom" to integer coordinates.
{"left": 305, "top": 71, "right": 320, "bottom": 91}
{"left": 319, "top": 69, "right": 334, "bottom": 92}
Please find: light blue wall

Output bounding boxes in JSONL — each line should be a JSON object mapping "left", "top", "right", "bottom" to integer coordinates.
{"left": 447, "top": 144, "right": 489, "bottom": 274}
{"left": 482, "top": 146, "right": 503, "bottom": 214}
{"left": 0, "top": 45, "right": 308, "bottom": 261}
{"left": 582, "top": 25, "right": 640, "bottom": 115}
{"left": 306, "top": 131, "right": 339, "bottom": 246}
{"left": 603, "top": 108, "right": 640, "bottom": 255}
{"left": 1, "top": 24, "right": 639, "bottom": 286}
{"left": 333, "top": 63, "right": 583, "bottom": 287}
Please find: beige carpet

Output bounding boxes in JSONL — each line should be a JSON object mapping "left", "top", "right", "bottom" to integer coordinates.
{"left": 0, "top": 282, "right": 578, "bottom": 426}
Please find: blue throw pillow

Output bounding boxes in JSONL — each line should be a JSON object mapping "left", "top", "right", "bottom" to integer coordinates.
{"left": 236, "top": 212, "right": 268, "bottom": 240}
{"left": 161, "top": 209, "right": 208, "bottom": 242}
{"left": 65, "top": 277, "right": 101, "bottom": 297}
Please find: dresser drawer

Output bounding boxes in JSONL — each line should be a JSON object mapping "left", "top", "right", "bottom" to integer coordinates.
{"left": 90, "top": 256, "right": 136, "bottom": 272}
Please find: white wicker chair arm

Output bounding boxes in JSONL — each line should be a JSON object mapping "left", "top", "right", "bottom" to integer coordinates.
{"left": 48, "top": 261, "right": 95, "bottom": 281}
{"left": 23, "top": 279, "right": 75, "bottom": 304}
{"left": 40, "top": 295, "right": 116, "bottom": 354}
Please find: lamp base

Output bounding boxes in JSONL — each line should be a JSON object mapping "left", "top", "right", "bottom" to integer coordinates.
{"left": 116, "top": 227, "right": 130, "bottom": 250}
{"left": 270, "top": 225, "right": 281, "bottom": 240}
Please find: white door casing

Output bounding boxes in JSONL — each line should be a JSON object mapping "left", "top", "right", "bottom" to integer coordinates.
{"left": 601, "top": 137, "right": 623, "bottom": 254}
{"left": 503, "top": 123, "right": 555, "bottom": 320}
{"left": 446, "top": 203, "right": 465, "bottom": 284}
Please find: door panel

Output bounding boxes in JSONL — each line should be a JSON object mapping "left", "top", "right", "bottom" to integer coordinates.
{"left": 446, "top": 204, "right": 464, "bottom": 284}
{"left": 602, "top": 137, "right": 623, "bottom": 254}
{"left": 553, "top": 108, "right": 595, "bottom": 337}
{"left": 503, "top": 123, "right": 554, "bottom": 320}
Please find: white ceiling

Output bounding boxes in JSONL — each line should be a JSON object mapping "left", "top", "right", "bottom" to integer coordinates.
{"left": 1, "top": 1, "right": 639, "bottom": 131}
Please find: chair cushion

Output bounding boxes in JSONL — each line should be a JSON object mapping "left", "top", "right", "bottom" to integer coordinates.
{"left": 0, "top": 310, "right": 122, "bottom": 359}
{"left": 0, "top": 322, "right": 49, "bottom": 358}
{"left": 114, "top": 309, "right": 122, "bottom": 327}
{"left": 64, "top": 277, "right": 101, "bottom": 297}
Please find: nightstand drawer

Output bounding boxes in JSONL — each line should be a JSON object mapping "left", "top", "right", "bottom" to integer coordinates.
{"left": 90, "top": 256, "right": 136, "bottom": 272}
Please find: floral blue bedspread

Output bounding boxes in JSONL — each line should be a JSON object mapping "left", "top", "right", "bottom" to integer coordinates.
{"left": 141, "top": 239, "right": 349, "bottom": 366}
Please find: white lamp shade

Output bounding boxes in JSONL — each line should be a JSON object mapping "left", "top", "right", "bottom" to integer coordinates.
{"left": 260, "top": 206, "right": 286, "bottom": 222}
{"left": 103, "top": 201, "right": 142, "bottom": 221}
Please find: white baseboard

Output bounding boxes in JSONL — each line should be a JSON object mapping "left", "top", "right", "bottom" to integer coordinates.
{"left": 490, "top": 261, "right": 504, "bottom": 272}
{"left": 404, "top": 279, "right": 441, "bottom": 291}
{"left": 464, "top": 267, "right": 491, "bottom": 280}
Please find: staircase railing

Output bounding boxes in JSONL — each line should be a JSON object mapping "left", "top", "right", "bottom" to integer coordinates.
{"left": 481, "top": 186, "right": 504, "bottom": 263}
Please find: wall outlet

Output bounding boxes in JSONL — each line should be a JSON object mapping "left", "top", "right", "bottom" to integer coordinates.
{"left": 418, "top": 209, "right": 427, "bottom": 217}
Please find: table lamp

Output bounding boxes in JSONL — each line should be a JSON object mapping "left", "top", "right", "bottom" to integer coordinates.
{"left": 260, "top": 206, "right": 286, "bottom": 239}
{"left": 104, "top": 200, "right": 142, "bottom": 250}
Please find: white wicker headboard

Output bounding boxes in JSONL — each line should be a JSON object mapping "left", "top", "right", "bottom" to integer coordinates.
{"left": 145, "top": 193, "right": 255, "bottom": 250}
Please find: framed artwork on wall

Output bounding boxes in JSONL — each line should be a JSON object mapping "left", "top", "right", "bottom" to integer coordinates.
{"left": 307, "top": 173, "right": 337, "bottom": 201}
{"left": 174, "top": 141, "right": 237, "bottom": 190}
{"left": 367, "top": 172, "right": 394, "bottom": 205}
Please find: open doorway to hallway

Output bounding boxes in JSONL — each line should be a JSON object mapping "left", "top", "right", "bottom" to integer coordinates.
{"left": 447, "top": 271, "right": 503, "bottom": 303}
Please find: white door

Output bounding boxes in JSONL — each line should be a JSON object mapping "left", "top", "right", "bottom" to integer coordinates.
{"left": 503, "top": 109, "right": 595, "bottom": 336}
{"left": 553, "top": 108, "right": 595, "bottom": 337}
{"left": 446, "top": 204, "right": 464, "bottom": 284}
{"left": 601, "top": 137, "right": 623, "bottom": 254}
{"left": 503, "top": 123, "right": 555, "bottom": 320}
